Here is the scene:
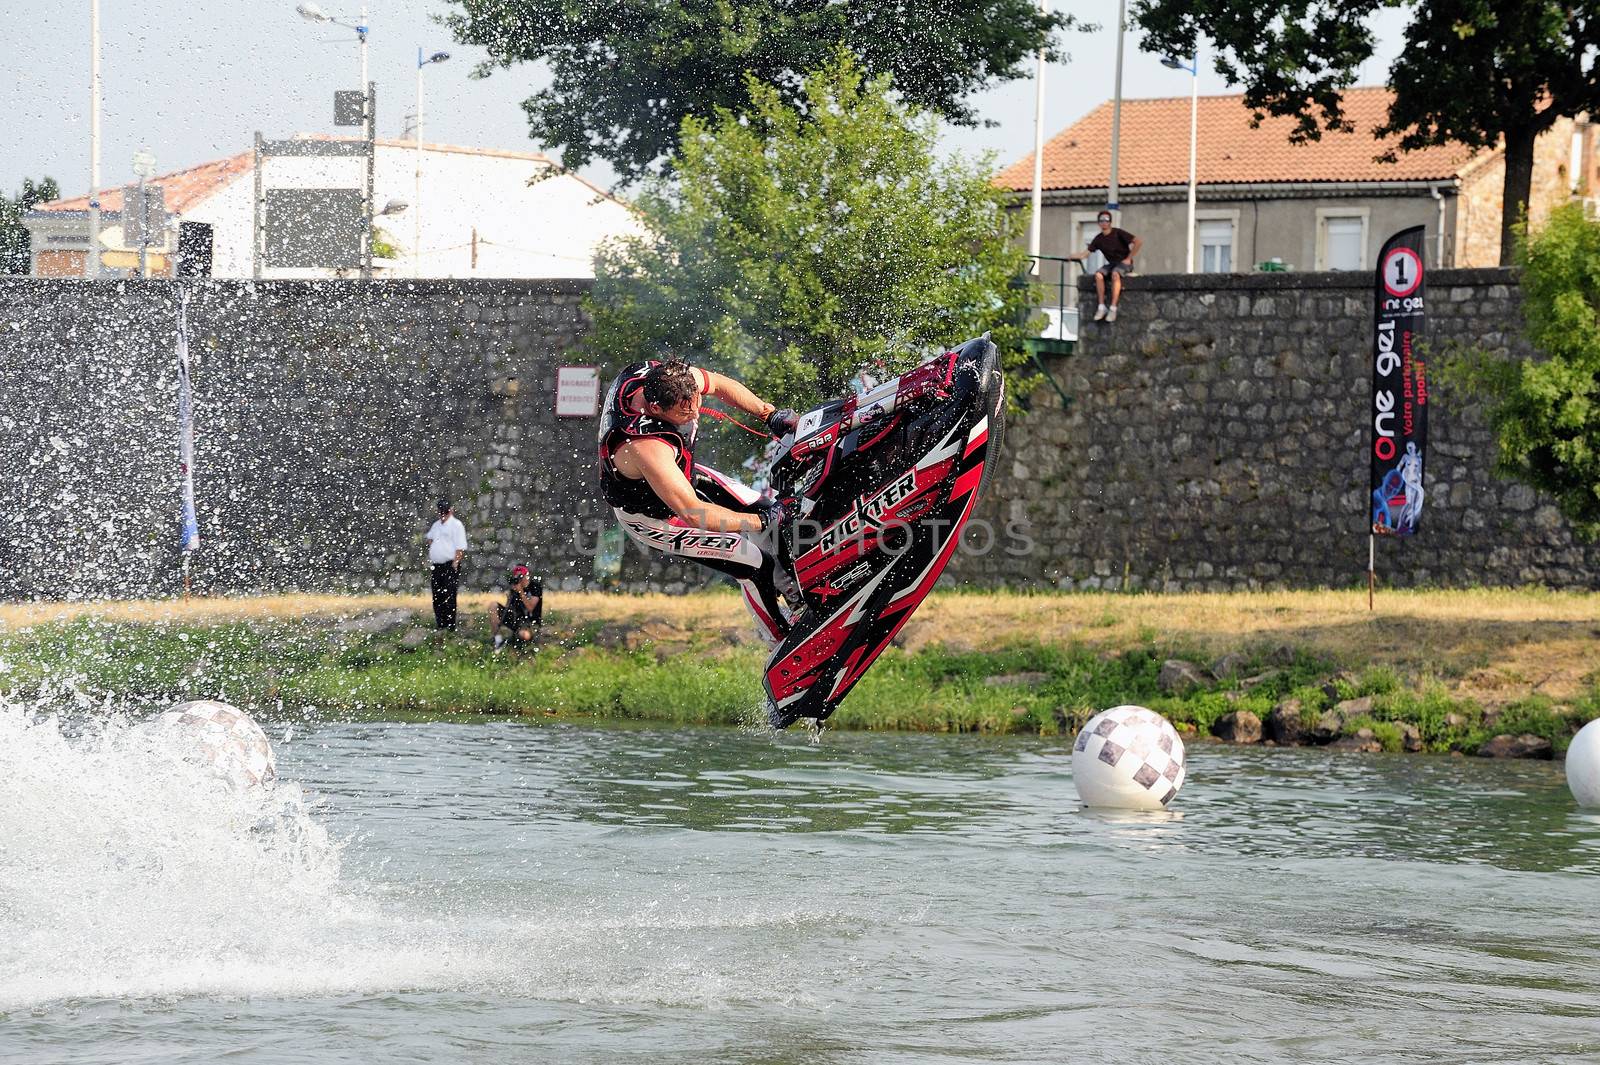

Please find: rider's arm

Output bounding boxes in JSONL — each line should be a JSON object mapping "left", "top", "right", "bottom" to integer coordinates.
{"left": 701, "top": 369, "right": 776, "bottom": 420}
{"left": 629, "top": 438, "right": 766, "bottom": 533}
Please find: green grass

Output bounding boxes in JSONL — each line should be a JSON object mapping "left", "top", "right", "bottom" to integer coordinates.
{"left": 1, "top": 619, "right": 326, "bottom": 707}
{"left": 2, "top": 612, "right": 1595, "bottom": 751}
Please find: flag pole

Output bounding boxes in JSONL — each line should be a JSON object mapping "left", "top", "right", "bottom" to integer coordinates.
{"left": 1367, "top": 533, "right": 1374, "bottom": 610}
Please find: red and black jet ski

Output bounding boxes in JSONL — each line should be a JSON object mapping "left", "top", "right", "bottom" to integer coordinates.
{"left": 764, "top": 334, "right": 1005, "bottom": 728}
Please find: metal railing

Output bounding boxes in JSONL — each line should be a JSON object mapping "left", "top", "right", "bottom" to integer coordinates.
{"left": 1021, "top": 254, "right": 1078, "bottom": 410}
{"left": 1028, "top": 254, "right": 1081, "bottom": 342}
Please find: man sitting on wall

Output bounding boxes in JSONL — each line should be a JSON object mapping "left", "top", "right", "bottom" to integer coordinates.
{"left": 490, "top": 564, "right": 542, "bottom": 651}
{"left": 1068, "top": 210, "right": 1142, "bottom": 322}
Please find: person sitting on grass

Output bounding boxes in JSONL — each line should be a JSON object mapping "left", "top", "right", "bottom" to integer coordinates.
{"left": 490, "top": 565, "right": 542, "bottom": 651}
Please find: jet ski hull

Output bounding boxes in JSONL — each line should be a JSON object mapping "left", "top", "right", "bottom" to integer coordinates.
{"left": 764, "top": 336, "right": 1005, "bottom": 728}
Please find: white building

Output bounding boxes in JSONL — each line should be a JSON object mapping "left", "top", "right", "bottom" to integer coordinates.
{"left": 26, "top": 137, "right": 644, "bottom": 279}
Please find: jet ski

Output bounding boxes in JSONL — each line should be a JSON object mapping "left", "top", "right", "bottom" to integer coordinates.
{"left": 763, "top": 334, "right": 1006, "bottom": 728}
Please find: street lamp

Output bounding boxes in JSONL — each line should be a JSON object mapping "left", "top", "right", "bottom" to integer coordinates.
{"left": 1107, "top": 0, "right": 1126, "bottom": 212}
{"left": 294, "top": 1, "right": 375, "bottom": 277}
{"left": 1162, "top": 50, "right": 1199, "bottom": 273}
{"left": 88, "top": 0, "right": 101, "bottom": 278}
{"left": 1027, "top": 0, "right": 1046, "bottom": 274}
{"left": 415, "top": 48, "right": 450, "bottom": 277}
{"left": 295, "top": 2, "right": 369, "bottom": 116}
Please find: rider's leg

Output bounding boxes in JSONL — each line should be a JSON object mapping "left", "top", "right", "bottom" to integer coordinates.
{"left": 615, "top": 508, "right": 791, "bottom": 647}
{"left": 691, "top": 465, "right": 802, "bottom": 611}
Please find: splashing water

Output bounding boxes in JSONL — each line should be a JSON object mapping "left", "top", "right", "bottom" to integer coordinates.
{"left": 0, "top": 704, "right": 861, "bottom": 1016}
{"left": 0, "top": 700, "right": 348, "bottom": 1006}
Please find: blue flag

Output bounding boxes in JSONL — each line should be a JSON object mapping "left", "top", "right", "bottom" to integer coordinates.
{"left": 177, "top": 291, "right": 200, "bottom": 552}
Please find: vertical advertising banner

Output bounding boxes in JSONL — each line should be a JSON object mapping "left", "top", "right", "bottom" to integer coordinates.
{"left": 177, "top": 293, "right": 200, "bottom": 553}
{"left": 1369, "top": 226, "right": 1428, "bottom": 536}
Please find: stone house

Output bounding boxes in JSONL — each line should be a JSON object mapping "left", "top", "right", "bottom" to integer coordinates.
{"left": 25, "top": 138, "right": 643, "bottom": 280}
{"left": 998, "top": 87, "right": 1595, "bottom": 282}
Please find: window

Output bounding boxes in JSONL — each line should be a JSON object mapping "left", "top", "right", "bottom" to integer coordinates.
{"left": 1198, "top": 219, "right": 1233, "bottom": 273}
{"left": 1323, "top": 215, "right": 1365, "bottom": 270}
{"left": 1078, "top": 219, "right": 1106, "bottom": 273}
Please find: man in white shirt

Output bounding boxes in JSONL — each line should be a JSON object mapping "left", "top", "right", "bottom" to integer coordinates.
{"left": 425, "top": 498, "right": 469, "bottom": 629}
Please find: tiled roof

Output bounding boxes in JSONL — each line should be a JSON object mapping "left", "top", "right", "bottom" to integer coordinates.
{"left": 995, "top": 86, "right": 1482, "bottom": 191}
{"left": 298, "top": 133, "right": 559, "bottom": 165}
{"left": 40, "top": 152, "right": 254, "bottom": 214}
{"left": 34, "top": 138, "right": 589, "bottom": 215}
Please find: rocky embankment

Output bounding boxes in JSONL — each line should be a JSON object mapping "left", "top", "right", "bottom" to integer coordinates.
{"left": 1157, "top": 654, "right": 1561, "bottom": 759}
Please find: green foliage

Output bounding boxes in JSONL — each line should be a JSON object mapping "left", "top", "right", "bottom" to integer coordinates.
{"left": 1368, "top": 684, "right": 1476, "bottom": 751}
{"left": 1286, "top": 684, "right": 1331, "bottom": 716}
{"left": 291, "top": 644, "right": 768, "bottom": 725}
{"left": 1356, "top": 666, "right": 1401, "bottom": 697}
{"left": 1344, "top": 716, "right": 1404, "bottom": 753}
{"left": 1484, "top": 696, "right": 1574, "bottom": 754}
{"left": 371, "top": 225, "right": 400, "bottom": 261}
{"left": 0, "top": 620, "right": 324, "bottom": 708}
{"left": 444, "top": 0, "right": 1079, "bottom": 183}
{"left": 1131, "top": 1, "right": 1600, "bottom": 264}
{"left": 1440, "top": 202, "right": 1600, "bottom": 539}
{"left": 3, "top": 612, "right": 1590, "bottom": 747}
{"left": 0, "top": 176, "right": 60, "bottom": 274}
{"left": 587, "top": 53, "right": 1042, "bottom": 406}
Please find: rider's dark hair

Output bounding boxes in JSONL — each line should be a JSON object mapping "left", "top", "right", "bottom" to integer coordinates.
{"left": 643, "top": 360, "right": 699, "bottom": 409}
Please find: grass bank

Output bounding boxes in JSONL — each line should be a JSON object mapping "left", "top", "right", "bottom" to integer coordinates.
{"left": 2, "top": 589, "right": 1596, "bottom": 750}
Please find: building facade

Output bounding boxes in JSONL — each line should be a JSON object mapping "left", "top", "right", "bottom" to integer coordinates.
{"left": 26, "top": 138, "right": 643, "bottom": 280}
{"left": 998, "top": 88, "right": 1595, "bottom": 279}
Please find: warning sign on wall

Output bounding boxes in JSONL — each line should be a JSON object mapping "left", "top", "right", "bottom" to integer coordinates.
{"left": 555, "top": 366, "right": 601, "bottom": 417}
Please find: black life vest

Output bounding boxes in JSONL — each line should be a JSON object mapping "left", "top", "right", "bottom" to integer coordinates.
{"left": 597, "top": 361, "right": 695, "bottom": 520}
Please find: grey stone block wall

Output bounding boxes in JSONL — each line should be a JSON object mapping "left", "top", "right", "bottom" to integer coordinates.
{"left": 0, "top": 277, "right": 706, "bottom": 600}
{"left": 1, "top": 269, "right": 1593, "bottom": 601}
{"left": 947, "top": 268, "right": 1600, "bottom": 590}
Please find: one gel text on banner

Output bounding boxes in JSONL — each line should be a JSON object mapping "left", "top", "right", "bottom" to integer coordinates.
{"left": 1369, "top": 226, "right": 1428, "bottom": 537}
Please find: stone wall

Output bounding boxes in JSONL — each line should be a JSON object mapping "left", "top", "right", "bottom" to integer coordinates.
{"left": 1, "top": 269, "right": 1594, "bottom": 602}
{"left": 948, "top": 267, "right": 1600, "bottom": 590}
{"left": 0, "top": 277, "right": 700, "bottom": 600}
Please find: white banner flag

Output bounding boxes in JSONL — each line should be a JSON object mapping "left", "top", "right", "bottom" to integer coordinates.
{"left": 177, "top": 291, "right": 200, "bottom": 552}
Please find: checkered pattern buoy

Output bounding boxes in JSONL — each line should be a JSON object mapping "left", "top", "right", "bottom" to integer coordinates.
{"left": 1071, "top": 704, "right": 1186, "bottom": 810}
{"left": 155, "top": 700, "right": 277, "bottom": 791}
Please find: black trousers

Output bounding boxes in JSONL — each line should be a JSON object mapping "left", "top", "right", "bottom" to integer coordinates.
{"left": 431, "top": 561, "right": 460, "bottom": 629}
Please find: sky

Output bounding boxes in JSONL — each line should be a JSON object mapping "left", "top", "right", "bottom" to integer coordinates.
{"left": 0, "top": 1, "right": 1411, "bottom": 200}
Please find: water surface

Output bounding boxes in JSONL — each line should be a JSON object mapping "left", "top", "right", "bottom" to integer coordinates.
{"left": 3, "top": 713, "right": 1596, "bottom": 1064}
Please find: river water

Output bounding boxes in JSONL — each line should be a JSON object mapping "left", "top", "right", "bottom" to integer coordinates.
{"left": 3, "top": 708, "right": 1598, "bottom": 1064}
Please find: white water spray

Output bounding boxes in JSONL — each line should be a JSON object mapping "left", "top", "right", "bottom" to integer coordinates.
{"left": 0, "top": 700, "right": 343, "bottom": 1006}
{"left": 0, "top": 700, "right": 853, "bottom": 1013}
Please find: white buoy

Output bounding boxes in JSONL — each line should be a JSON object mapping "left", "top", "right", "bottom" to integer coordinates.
{"left": 1072, "top": 704, "right": 1187, "bottom": 810}
{"left": 152, "top": 700, "right": 277, "bottom": 791}
{"left": 1566, "top": 719, "right": 1600, "bottom": 808}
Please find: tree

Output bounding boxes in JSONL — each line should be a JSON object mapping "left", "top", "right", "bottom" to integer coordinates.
{"left": 1444, "top": 203, "right": 1600, "bottom": 539}
{"left": 0, "top": 176, "right": 60, "bottom": 275}
{"left": 445, "top": 0, "right": 1079, "bottom": 184}
{"left": 1132, "top": 1, "right": 1600, "bottom": 265}
{"left": 586, "top": 52, "right": 1038, "bottom": 409}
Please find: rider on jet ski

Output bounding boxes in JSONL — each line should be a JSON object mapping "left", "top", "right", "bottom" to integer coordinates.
{"left": 598, "top": 359, "right": 802, "bottom": 645}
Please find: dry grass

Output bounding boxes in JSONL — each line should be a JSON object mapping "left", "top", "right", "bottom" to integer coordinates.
{"left": 4, "top": 587, "right": 1597, "bottom": 707}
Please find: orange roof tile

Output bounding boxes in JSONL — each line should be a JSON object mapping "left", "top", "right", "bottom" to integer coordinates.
{"left": 41, "top": 152, "right": 254, "bottom": 214}
{"left": 34, "top": 138, "right": 599, "bottom": 215}
{"left": 995, "top": 86, "right": 1481, "bottom": 191}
